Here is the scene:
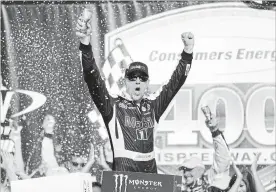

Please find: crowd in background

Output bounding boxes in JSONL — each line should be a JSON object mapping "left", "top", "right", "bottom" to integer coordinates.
{"left": 1, "top": 112, "right": 273, "bottom": 192}
{"left": 0, "top": 113, "right": 114, "bottom": 192}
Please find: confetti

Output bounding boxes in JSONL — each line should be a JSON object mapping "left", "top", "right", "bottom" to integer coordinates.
{"left": 1, "top": 0, "right": 274, "bottom": 184}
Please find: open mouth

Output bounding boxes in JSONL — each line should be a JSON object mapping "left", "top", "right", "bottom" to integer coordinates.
{"left": 134, "top": 87, "right": 140, "bottom": 95}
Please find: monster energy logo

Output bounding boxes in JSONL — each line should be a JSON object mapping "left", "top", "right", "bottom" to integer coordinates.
{"left": 113, "top": 174, "right": 163, "bottom": 192}
{"left": 114, "top": 174, "right": 128, "bottom": 192}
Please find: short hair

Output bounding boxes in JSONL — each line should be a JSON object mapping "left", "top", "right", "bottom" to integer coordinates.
{"left": 92, "top": 182, "right": 102, "bottom": 188}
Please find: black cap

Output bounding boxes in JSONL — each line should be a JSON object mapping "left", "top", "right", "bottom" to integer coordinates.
{"left": 125, "top": 62, "right": 149, "bottom": 78}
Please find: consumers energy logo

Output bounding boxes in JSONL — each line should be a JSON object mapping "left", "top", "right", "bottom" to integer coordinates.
{"left": 105, "top": 2, "right": 275, "bottom": 84}
{"left": 113, "top": 174, "right": 162, "bottom": 192}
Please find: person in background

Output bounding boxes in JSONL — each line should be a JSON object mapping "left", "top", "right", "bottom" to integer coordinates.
{"left": 0, "top": 125, "right": 49, "bottom": 181}
{"left": 250, "top": 153, "right": 266, "bottom": 192}
{"left": 65, "top": 144, "right": 95, "bottom": 173}
{"left": 209, "top": 162, "right": 243, "bottom": 192}
{"left": 0, "top": 151, "right": 17, "bottom": 192}
{"left": 225, "top": 163, "right": 243, "bottom": 192}
{"left": 1, "top": 126, "right": 19, "bottom": 191}
{"left": 7, "top": 118, "right": 25, "bottom": 174}
{"left": 179, "top": 113, "right": 232, "bottom": 192}
{"left": 40, "top": 114, "right": 61, "bottom": 175}
{"left": 222, "top": 153, "right": 266, "bottom": 192}
{"left": 181, "top": 118, "right": 265, "bottom": 192}
{"left": 38, "top": 114, "right": 95, "bottom": 175}
{"left": 92, "top": 181, "right": 102, "bottom": 192}
{"left": 98, "top": 140, "right": 112, "bottom": 171}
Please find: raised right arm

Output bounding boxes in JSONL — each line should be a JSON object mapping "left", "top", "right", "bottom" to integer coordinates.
{"left": 76, "top": 15, "right": 114, "bottom": 123}
{"left": 79, "top": 43, "right": 114, "bottom": 122}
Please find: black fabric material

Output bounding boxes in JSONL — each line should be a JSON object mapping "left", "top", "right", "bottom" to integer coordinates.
{"left": 80, "top": 42, "right": 192, "bottom": 173}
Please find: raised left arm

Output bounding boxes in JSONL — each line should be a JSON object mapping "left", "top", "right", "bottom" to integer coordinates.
{"left": 250, "top": 153, "right": 266, "bottom": 192}
{"left": 205, "top": 114, "right": 232, "bottom": 189}
{"left": 153, "top": 32, "right": 194, "bottom": 122}
{"left": 228, "top": 163, "right": 243, "bottom": 192}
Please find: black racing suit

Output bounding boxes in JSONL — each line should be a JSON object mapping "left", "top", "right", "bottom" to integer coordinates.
{"left": 80, "top": 43, "right": 193, "bottom": 173}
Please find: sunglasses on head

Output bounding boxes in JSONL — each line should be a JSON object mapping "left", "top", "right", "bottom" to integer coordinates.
{"left": 72, "top": 162, "right": 86, "bottom": 167}
{"left": 127, "top": 74, "right": 148, "bottom": 82}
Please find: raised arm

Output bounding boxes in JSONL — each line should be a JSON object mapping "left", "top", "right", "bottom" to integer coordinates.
{"left": 152, "top": 32, "right": 194, "bottom": 122}
{"left": 211, "top": 131, "right": 231, "bottom": 175}
{"left": 228, "top": 163, "right": 243, "bottom": 192}
{"left": 211, "top": 117, "right": 231, "bottom": 172}
{"left": 250, "top": 153, "right": 266, "bottom": 192}
{"left": 76, "top": 16, "right": 114, "bottom": 123}
{"left": 97, "top": 145, "right": 112, "bottom": 171}
{"left": 1, "top": 151, "right": 18, "bottom": 181}
{"left": 41, "top": 134, "right": 59, "bottom": 170}
{"left": 204, "top": 114, "right": 232, "bottom": 189}
{"left": 81, "top": 143, "right": 95, "bottom": 173}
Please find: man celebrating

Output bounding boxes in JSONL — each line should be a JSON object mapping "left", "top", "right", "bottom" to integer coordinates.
{"left": 76, "top": 15, "right": 194, "bottom": 173}
{"left": 179, "top": 113, "right": 232, "bottom": 192}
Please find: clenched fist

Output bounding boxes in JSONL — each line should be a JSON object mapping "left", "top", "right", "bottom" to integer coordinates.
{"left": 181, "top": 32, "right": 194, "bottom": 54}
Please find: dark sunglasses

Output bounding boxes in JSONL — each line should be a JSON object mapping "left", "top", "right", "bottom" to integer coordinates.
{"left": 127, "top": 74, "right": 148, "bottom": 82}
{"left": 72, "top": 162, "right": 86, "bottom": 167}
